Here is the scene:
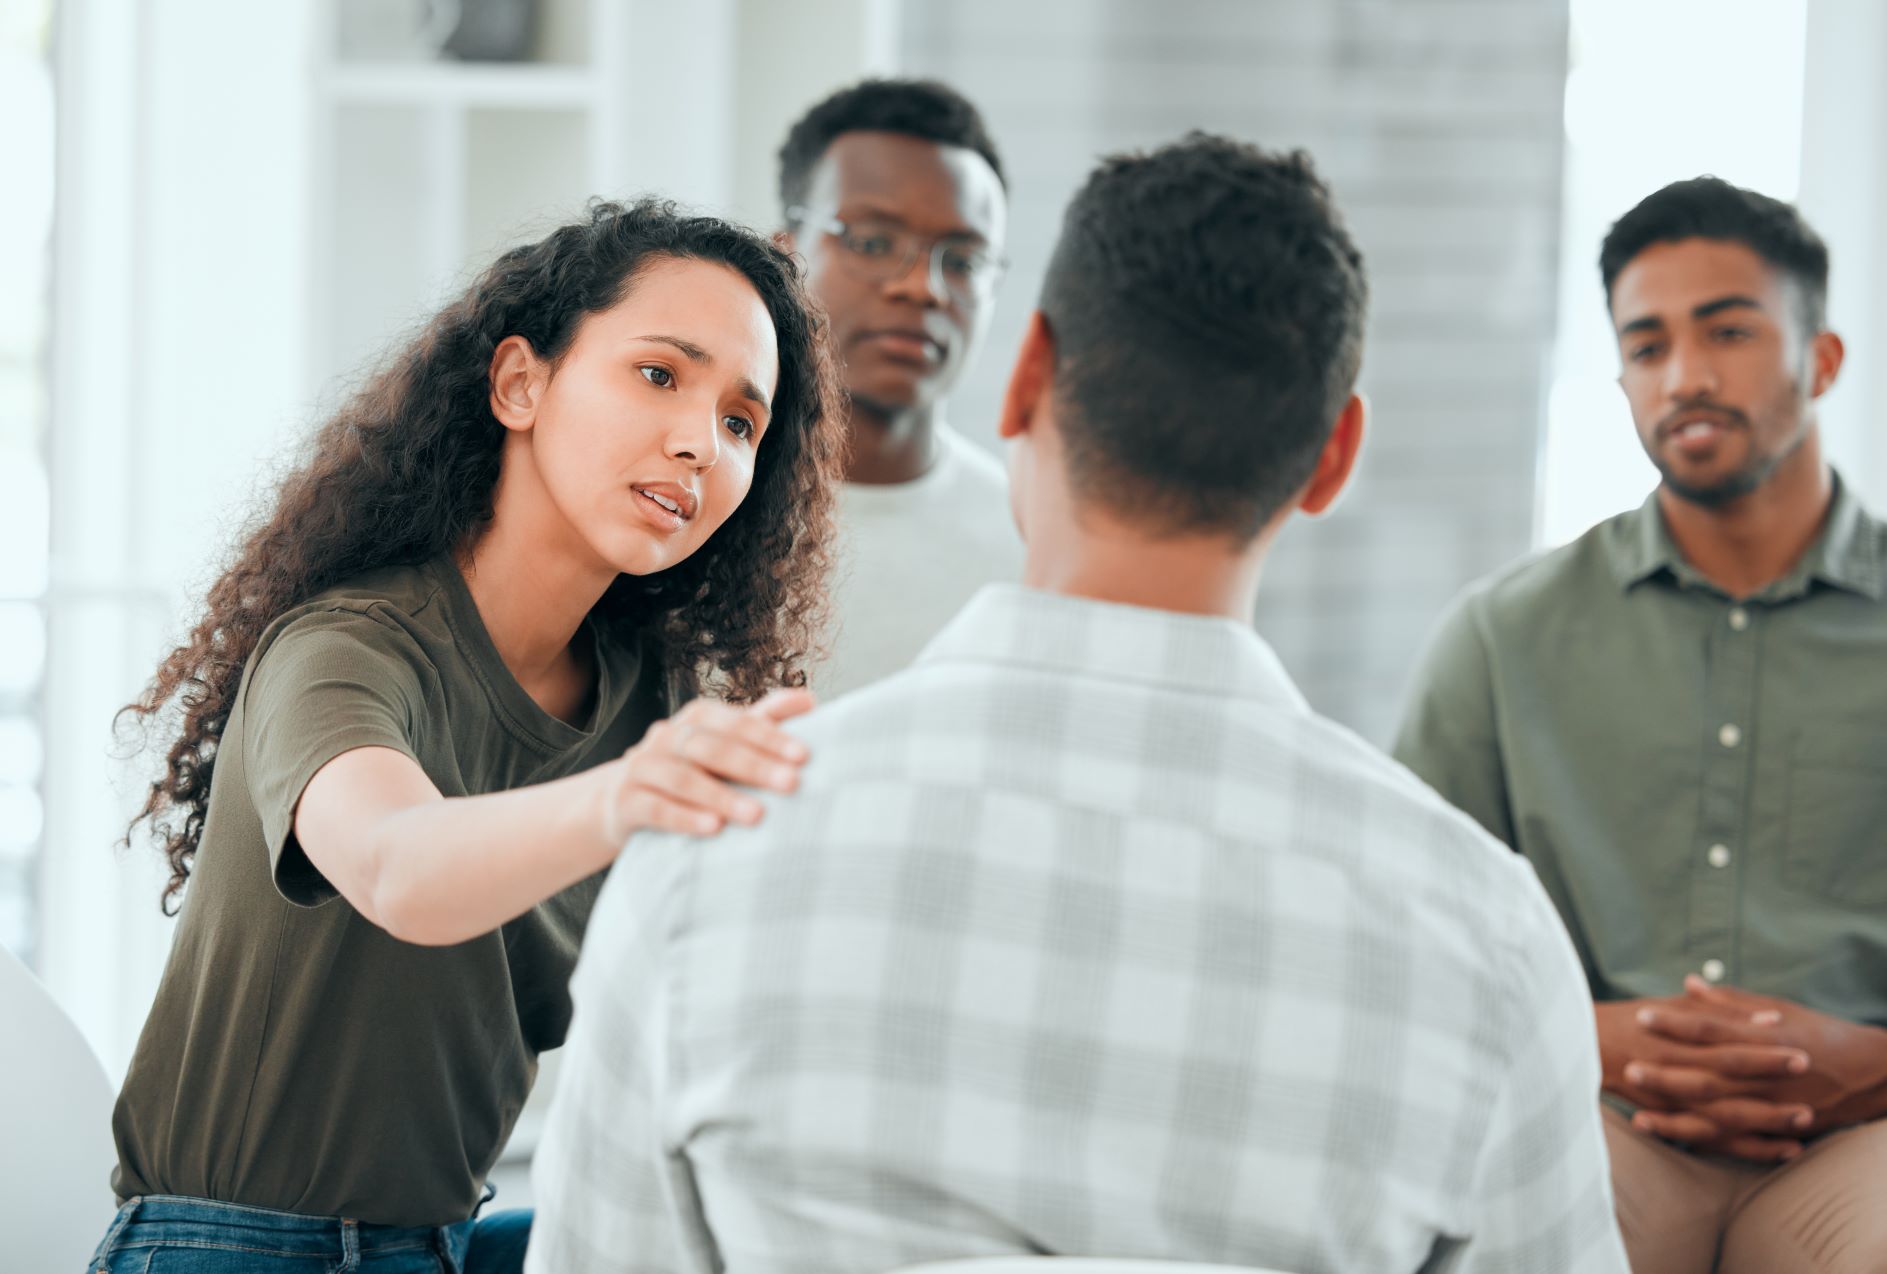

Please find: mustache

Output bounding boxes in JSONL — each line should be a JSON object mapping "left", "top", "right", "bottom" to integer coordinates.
{"left": 1655, "top": 398, "right": 1751, "bottom": 439}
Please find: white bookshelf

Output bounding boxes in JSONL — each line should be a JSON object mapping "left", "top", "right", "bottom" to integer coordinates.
{"left": 306, "top": 0, "right": 631, "bottom": 402}
{"left": 322, "top": 63, "right": 599, "bottom": 110}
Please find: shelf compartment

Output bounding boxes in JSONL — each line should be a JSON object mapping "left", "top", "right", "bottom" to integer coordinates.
{"left": 322, "top": 63, "right": 597, "bottom": 110}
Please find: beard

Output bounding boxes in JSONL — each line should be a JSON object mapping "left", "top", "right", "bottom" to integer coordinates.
{"left": 1655, "top": 444, "right": 1778, "bottom": 508}
{"left": 1647, "top": 385, "right": 1810, "bottom": 510}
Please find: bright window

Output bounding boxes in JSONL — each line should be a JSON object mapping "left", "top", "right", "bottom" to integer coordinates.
{"left": 1540, "top": 0, "right": 1808, "bottom": 545}
{"left": 0, "top": 0, "right": 54, "bottom": 963}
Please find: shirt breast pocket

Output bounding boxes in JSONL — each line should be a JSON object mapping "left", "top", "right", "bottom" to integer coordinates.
{"left": 1784, "top": 724, "right": 1887, "bottom": 907}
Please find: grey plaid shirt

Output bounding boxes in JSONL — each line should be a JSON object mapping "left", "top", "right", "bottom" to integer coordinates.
{"left": 528, "top": 585, "right": 1628, "bottom": 1274}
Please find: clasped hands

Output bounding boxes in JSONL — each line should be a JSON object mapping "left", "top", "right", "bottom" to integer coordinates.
{"left": 1600, "top": 974, "right": 1887, "bottom": 1162}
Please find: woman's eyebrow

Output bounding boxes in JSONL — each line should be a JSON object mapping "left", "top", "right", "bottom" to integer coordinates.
{"left": 637, "top": 333, "right": 711, "bottom": 362}
{"left": 737, "top": 377, "right": 772, "bottom": 416}
{"left": 637, "top": 333, "right": 770, "bottom": 414}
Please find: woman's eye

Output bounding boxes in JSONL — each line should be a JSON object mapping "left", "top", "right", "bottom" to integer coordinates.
{"left": 724, "top": 415, "right": 754, "bottom": 440}
{"left": 640, "top": 365, "right": 674, "bottom": 388}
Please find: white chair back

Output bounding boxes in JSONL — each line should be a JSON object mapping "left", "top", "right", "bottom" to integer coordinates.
{"left": 0, "top": 944, "right": 120, "bottom": 1269}
{"left": 895, "top": 1261, "right": 1297, "bottom": 1274}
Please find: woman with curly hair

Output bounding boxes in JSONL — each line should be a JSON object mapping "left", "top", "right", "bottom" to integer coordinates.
{"left": 89, "top": 199, "right": 843, "bottom": 1273}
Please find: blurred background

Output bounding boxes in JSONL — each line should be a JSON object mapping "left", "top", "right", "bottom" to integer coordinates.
{"left": 3, "top": 0, "right": 1884, "bottom": 1195}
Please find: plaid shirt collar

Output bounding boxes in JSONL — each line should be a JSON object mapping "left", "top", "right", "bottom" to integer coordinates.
{"left": 916, "top": 583, "right": 1311, "bottom": 712}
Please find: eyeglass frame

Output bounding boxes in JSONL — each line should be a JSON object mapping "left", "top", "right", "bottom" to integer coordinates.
{"left": 785, "top": 206, "right": 1007, "bottom": 302}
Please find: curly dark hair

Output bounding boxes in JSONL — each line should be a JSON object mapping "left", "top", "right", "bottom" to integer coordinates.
{"left": 1600, "top": 176, "right": 1829, "bottom": 333}
{"left": 777, "top": 77, "right": 1007, "bottom": 218}
{"left": 1039, "top": 132, "right": 1368, "bottom": 540}
{"left": 123, "top": 198, "right": 844, "bottom": 912}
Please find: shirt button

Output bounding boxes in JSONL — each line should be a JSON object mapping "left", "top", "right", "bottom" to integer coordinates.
{"left": 1728, "top": 607, "right": 1750, "bottom": 631}
{"left": 1701, "top": 958, "right": 1727, "bottom": 983}
{"left": 1707, "top": 843, "right": 1732, "bottom": 868}
{"left": 1718, "top": 723, "right": 1742, "bottom": 748}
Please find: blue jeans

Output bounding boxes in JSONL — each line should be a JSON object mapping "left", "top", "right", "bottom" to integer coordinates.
{"left": 86, "top": 1193, "right": 534, "bottom": 1273}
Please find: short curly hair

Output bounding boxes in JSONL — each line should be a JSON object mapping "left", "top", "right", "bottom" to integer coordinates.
{"left": 1040, "top": 132, "right": 1368, "bottom": 541}
{"left": 777, "top": 77, "right": 1006, "bottom": 218}
{"left": 1600, "top": 176, "right": 1829, "bottom": 333}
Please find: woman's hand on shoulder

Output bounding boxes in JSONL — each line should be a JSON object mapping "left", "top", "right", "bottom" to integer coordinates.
{"left": 598, "top": 688, "right": 816, "bottom": 847}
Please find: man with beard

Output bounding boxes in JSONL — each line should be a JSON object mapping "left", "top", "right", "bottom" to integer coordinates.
{"left": 1397, "top": 177, "right": 1887, "bottom": 1273}
{"left": 775, "top": 79, "right": 1022, "bottom": 698}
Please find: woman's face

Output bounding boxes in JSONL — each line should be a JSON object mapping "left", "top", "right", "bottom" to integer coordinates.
{"left": 508, "top": 256, "right": 781, "bottom": 578}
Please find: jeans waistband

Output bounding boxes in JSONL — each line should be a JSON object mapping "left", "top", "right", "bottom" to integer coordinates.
{"left": 107, "top": 1193, "right": 473, "bottom": 1258}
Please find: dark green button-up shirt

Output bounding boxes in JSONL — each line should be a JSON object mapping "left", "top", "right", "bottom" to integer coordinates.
{"left": 1394, "top": 476, "right": 1887, "bottom": 1026}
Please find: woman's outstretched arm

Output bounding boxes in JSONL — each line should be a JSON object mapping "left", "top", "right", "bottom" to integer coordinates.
{"left": 293, "top": 689, "right": 814, "bottom": 945}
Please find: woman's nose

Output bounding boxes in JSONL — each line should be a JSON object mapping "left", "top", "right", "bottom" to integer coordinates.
{"left": 665, "top": 411, "right": 721, "bottom": 467}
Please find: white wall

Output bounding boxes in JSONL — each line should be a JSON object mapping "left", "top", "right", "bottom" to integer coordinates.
{"left": 1798, "top": 0, "right": 1887, "bottom": 508}
{"left": 605, "top": 0, "right": 739, "bottom": 211}
{"left": 900, "top": 0, "right": 1571, "bottom": 743}
{"left": 42, "top": 0, "right": 317, "bottom": 1071}
{"left": 728, "top": 0, "right": 901, "bottom": 231}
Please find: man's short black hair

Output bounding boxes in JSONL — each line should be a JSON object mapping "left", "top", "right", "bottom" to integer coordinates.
{"left": 777, "top": 78, "right": 1006, "bottom": 218}
{"left": 1038, "top": 132, "right": 1367, "bottom": 541}
{"left": 1600, "top": 177, "right": 1829, "bottom": 331}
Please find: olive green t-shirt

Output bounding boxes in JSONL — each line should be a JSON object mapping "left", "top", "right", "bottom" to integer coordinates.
{"left": 1394, "top": 477, "right": 1887, "bottom": 1026}
{"left": 112, "top": 558, "right": 669, "bottom": 1226}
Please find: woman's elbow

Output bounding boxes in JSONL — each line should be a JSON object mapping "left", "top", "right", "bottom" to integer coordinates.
{"left": 367, "top": 877, "right": 462, "bottom": 947}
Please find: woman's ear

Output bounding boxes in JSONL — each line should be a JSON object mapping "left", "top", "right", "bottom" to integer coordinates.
{"left": 998, "top": 310, "right": 1056, "bottom": 442}
{"left": 489, "top": 335, "right": 547, "bottom": 432}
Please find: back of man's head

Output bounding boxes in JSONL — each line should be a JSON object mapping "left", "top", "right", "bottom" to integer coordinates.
{"left": 1039, "top": 133, "right": 1367, "bottom": 541}
{"left": 777, "top": 78, "right": 1007, "bottom": 218}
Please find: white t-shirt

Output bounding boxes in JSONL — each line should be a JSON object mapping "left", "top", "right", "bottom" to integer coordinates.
{"left": 811, "top": 424, "right": 1023, "bottom": 700}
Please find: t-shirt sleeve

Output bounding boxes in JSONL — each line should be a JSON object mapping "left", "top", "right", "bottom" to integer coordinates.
{"left": 241, "top": 607, "right": 429, "bottom": 906}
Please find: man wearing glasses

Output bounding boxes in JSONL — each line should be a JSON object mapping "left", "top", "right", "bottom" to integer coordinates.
{"left": 777, "top": 78, "right": 1021, "bottom": 699}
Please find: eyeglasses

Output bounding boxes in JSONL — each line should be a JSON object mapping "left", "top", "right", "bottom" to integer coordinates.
{"left": 787, "top": 207, "right": 1005, "bottom": 302}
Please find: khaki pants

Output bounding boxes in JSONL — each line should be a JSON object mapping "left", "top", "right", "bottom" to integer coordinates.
{"left": 1603, "top": 1105, "right": 1887, "bottom": 1272}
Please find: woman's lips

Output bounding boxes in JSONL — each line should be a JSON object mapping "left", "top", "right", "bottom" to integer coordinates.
{"left": 631, "top": 486, "right": 688, "bottom": 532}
